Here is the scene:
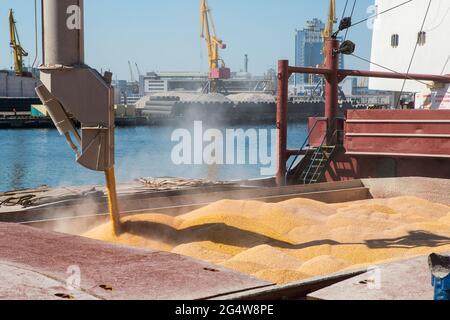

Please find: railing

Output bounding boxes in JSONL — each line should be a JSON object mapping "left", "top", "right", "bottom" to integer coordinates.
{"left": 286, "top": 121, "right": 343, "bottom": 184}
{"left": 299, "top": 129, "right": 342, "bottom": 185}
{"left": 287, "top": 115, "right": 342, "bottom": 174}
{"left": 286, "top": 119, "right": 322, "bottom": 174}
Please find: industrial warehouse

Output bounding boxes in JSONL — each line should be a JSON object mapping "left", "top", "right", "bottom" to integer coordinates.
{"left": 0, "top": 0, "right": 449, "bottom": 309}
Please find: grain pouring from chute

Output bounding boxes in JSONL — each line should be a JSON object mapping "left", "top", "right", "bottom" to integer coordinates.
{"left": 35, "top": 0, "right": 122, "bottom": 234}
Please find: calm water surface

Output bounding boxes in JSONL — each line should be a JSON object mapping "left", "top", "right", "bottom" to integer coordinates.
{"left": 0, "top": 122, "right": 308, "bottom": 192}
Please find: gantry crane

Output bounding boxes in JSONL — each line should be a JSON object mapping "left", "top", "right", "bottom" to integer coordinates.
{"left": 200, "top": 0, "right": 230, "bottom": 93}
{"left": 9, "top": 9, "right": 29, "bottom": 77}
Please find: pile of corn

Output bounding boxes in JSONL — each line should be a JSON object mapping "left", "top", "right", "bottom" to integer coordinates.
{"left": 83, "top": 196, "right": 450, "bottom": 284}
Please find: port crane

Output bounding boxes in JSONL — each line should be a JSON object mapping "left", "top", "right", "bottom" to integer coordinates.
{"left": 322, "top": 0, "right": 348, "bottom": 101}
{"left": 309, "top": 0, "right": 337, "bottom": 95}
{"left": 135, "top": 62, "right": 142, "bottom": 78}
{"left": 322, "top": 0, "right": 336, "bottom": 41}
{"left": 128, "top": 60, "right": 139, "bottom": 94}
{"left": 9, "top": 9, "right": 30, "bottom": 77}
{"left": 200, "top": 0, "right": 230, "bottom": 93}
{"left": 320, "top": 0, "right": 336, "bottom": 70}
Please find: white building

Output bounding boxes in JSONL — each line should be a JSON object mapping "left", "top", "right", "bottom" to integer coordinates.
{"left": 143, "top": 72, "right": 207, "bottom": 94}
{"left": 0, "top": 71, "right": 40, "bottom": 97}
{"left": 369, "top": 0, "right": 450, "bottom": 109}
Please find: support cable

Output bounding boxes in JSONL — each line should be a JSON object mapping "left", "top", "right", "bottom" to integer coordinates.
{"left": 344, "top": 0, "right": 357, "bottom": 41}
{"left": 32, "top": 0, "right": 39, "bottom": 70}
{"left": 350, "top": 53, "right": 430, "bottom": 86}
{"left": 396, "top": 0, "right": 432, "bottom": 107}
{"left": 349, "top": 0, "right": 414, "bottom": 29}
{"left": 340, "top": 0, "right": 349, "bottom": 21}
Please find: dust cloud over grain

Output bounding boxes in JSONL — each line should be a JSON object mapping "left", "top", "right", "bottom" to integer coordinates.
{"left": 83, "top": 196, "right": 450, "bottom": 284}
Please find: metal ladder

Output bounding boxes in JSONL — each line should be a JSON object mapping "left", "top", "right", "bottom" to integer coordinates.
{"left": 287, "top": 125, "right": 341, "bottom": 185}
{"left": 298, "top": 145, "right": 336, "bottom": 184}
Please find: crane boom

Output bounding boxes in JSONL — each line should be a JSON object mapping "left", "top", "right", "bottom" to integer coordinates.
{"left": 135, "top": 63, "right": 142, "bottom": 78}
{"left": 322, "top": 0, "right": 336, "bottom": 41}
{"left": 128, "top": 60, "right": 135, "bottom": 83}
{"left": 320, "top": 0, "right": 336, "bottom": 68}
{"left": 128, "top": 61, "right": 139, "bottom": 94}
{"left": 200, "top": 0, "right": 230, "bottom": 93}
{"left": 9, "top": 9, "right": 29, "bottom": 76}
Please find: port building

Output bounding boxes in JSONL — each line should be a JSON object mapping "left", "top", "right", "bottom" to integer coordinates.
{"left": 294, "top": 19, "right": 344, "bottom": 92}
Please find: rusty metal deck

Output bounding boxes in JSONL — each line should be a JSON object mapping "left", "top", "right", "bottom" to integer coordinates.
{"left": 0, "top": 223, "right": 271, "bottom": 300}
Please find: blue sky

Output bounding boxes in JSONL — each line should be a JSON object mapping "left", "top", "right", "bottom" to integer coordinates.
{"left": 0, "top": 0, "right": 375, "bottom": 80}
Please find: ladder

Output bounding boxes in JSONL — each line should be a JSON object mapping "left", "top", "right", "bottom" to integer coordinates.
{"left": 287, "top": 126, "right": 341, "bottom": 185}
{"left": 298, "top": 145, "right": 336, "bottom": 184}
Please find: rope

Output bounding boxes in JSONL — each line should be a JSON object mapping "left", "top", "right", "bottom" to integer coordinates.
{"left": 138, "top": 177, "right": 229, "bottom": 190}
{"left": 344, "top": 0, "right": 357, "bottom": 41}
{"left": 32, "top": 0, "right": 39, "bottom": 69}
{"left": 340, "top": 0, "right": 349, "bottom": 21}
{"left": 0, "top": 194, "right": 36, "bottom": 208}
{"left": 349, "top": 0, "right": 415, "bottom": 29}
{"left": 350, "top": 53, "right": 430, "bottom": 86}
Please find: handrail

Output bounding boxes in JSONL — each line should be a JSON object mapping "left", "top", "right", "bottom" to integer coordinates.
{"left": 287, "top": 116, "right": 341, "bottom": 175}
{"left": 288, "top": 120, "right": 342, "bottom": 184}
{"left": 301, "top": 129, "right": 341, "bottom": 184}
{"left": 287, "top": 118, "right": 322, "bottom": 173}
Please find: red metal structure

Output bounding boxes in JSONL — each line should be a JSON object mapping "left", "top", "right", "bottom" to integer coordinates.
{"left": 276, "top": 39, "right": 450, "bottom": 186}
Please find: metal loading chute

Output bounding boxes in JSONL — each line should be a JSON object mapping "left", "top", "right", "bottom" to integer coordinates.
{"left": 36, "top": 0, "right": 114, "bottom": 172}
{"left": 36, "top": 0, "right": 121, "bottom": 234}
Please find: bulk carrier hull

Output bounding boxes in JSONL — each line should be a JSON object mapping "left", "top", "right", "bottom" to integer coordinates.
{"left": 307, "top": 109, "right": 450, "bottom": 182}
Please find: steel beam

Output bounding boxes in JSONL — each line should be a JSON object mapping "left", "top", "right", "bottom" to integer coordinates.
{"left": 276, "top": 60, "right": 289, "bottom": 186}
{"left": 324, "top": 39, "right": 340, "bottom": 140}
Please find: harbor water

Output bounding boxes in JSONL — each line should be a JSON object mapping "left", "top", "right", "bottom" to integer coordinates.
{"left": 0, "top": 122, "right": 308, "bottom": 192}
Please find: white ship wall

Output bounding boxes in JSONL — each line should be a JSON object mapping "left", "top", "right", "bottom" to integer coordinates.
{"left": 0, "top": 72, "right": 40, "bottom": 97}
{"left": 415, "top": 84, "right": 450, "bottom": 110}
{"left": 369, "top": 0, "right": 450, "bottom": 96}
